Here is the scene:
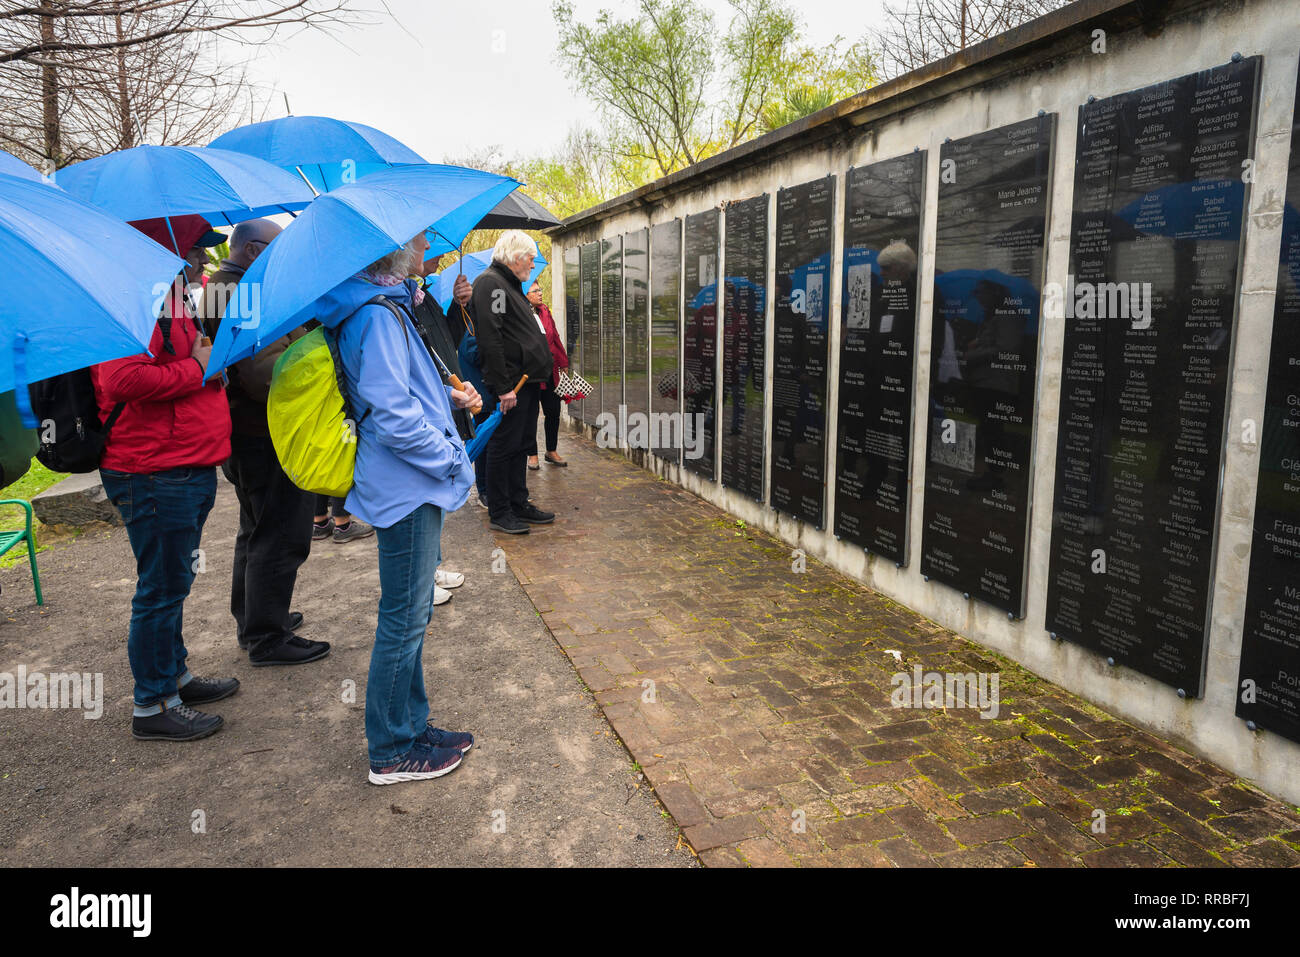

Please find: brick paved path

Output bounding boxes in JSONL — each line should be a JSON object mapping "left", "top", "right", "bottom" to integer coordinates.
{"left": 499, "top": 430, "right": 1300, "bottom": 867}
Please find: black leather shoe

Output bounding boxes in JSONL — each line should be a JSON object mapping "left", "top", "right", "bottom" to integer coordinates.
{"left": 250, "top": 634, "right": 331, "bottom": 667}
{"left": 489, "top": 514, "right": 530, "bottom": 534}
{"left": 132, "top": 704, "right": 223, "bottom": 741}
{"left": 517, "top": 503, "right": 555, "bottom": 524}
{"left": 179, "top": 675, "right": 240, "bottom": 705}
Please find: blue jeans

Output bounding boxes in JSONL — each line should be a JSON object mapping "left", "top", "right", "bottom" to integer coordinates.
{"left": 368, "top": 502, "right": 444, "bottom": 764}
{"left": 101, "top": 467, "right": 217, "bottom": 712}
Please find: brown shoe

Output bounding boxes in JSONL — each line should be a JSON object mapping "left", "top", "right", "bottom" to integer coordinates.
{"left": 527, "top": 456, "right": 540, "bottom": 471}
{"left": 545, "top": 452, "right": 568, "bottom": 467}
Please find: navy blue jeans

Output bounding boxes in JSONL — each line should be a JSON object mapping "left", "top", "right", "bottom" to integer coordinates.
{"left": 101, "top": 466, "right": 217, "bottom": 712}
{"left": 368, "top": 502, "right": 444, "bottom": 764}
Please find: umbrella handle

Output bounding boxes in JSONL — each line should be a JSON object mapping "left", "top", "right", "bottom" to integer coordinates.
{"left": 449, "top": 373, "right": 482, "bottom": 416}
{"left": 514, "top": 374, "right": 529, "bottom": 393}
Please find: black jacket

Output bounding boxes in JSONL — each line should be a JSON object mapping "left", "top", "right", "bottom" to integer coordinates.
{"left": 469, "top": 259, "right": 553, "bottom": 395}
{"left": 411, "top": 291, "right": 474, "bottom": 441}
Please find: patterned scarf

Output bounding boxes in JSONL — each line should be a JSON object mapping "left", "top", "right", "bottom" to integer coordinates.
{"left": 357, "top": 269, "right": 425, "bottom": 307}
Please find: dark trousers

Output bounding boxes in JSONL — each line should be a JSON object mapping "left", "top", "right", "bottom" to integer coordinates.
{"left": 487, "top": 381, "right": 539, "bottom": 522}
{"left": 315, "top": 494, "right": 350, "bottom": 520}
{"left": 100, "top": 466, "right": 216, "bottom": 710}
{"left": 526, "top": 385, "right": 562, "bottom": 456}
{"left": 223, "top": 433, "right": 315, "bottom": 656}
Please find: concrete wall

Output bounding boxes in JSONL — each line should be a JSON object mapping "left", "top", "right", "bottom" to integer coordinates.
{"left": 550, "top": 0, "right": 1300, "bottom": 804}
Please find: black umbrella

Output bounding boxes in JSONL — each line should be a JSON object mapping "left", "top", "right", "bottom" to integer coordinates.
{"left": 475, "top": 190, "right": 560, "bottom": 230}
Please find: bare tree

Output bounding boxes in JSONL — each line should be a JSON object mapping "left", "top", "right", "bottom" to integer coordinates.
{"left": 0, "top": 1, "right": 370, "bottom": 167}
{"left": 875, "top": 0, "right": 1074, "bottom": 78}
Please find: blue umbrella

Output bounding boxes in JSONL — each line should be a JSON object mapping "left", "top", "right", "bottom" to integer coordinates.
{"left": 205, "top": 164, "right": 521, "bottom": 378}
{"left": 0, "top": 173, "right": 185, "bottom": 413}
{"left": 55, "top": 144, "right": 314, "bottom": 232}
{"left": 465, "top": 408, "right": 502, "bottom": 462}
{"left": 209, "top": 115, "right": 425, "bottom": 194}
{"left": 0, "top": 150, "right": 48, "bottom": 184}
{"left": 430, "top": 247, "right": 547, "bottom": 312}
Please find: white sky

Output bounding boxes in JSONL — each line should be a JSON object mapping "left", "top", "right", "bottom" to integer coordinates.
{"left": 258, "top": 0, "right": 890, "bottom": 164}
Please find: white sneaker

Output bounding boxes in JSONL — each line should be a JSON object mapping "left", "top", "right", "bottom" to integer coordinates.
{"left": 433, "top": 585, "right": 452, "bottom": 606}
{"left": 435, "top": 569, "right": 465, "bottom": 589}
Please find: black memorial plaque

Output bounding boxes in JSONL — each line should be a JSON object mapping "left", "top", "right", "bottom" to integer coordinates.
{"left": 601, "top": 236, "right": 624, "bottom": 424}
{"left": 650, "top": 220, "right": 683, "bottom": 463}
{"left": 624, "top": 229, "right": 650, "bottom": 448}
{"left": 1238, "top": 65, "right": 1300, "bottom": 741}
{"left": 1046, "top": 58, "right": 1261, "bottom": 696}
{"left": 563, "top": 245, "right": 580, "bottom": 419}
{"left": 683, "top": 209, "right": 719, "bottom": 480}
{"left": 771, "top": 176, "right": 835, "bottom": 527}
{"left": 722, "top": 195, "right": 768, "bottom": 500}
{"left": 578, "top": 241, "right": 601, "bottom": 427}
{"left": 921, "top": 114, "right": 1054, "bottom": 618}
{"left": 834, "top": 154, "right": 926, "bottom": 563}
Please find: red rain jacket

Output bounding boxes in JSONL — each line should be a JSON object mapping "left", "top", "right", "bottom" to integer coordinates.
{"left": 93, "top": 215, "right": 231, "bottom": 474}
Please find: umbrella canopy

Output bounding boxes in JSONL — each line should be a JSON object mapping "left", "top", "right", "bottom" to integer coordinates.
{"left": 205, "top": 164, "right": 521, "bottom": 378}
{"left": 209, "top": 115, "right": 426, "bottom": 194}
{"left": 430, "top": 247, "right": 547, "bottom": 312}
{"left": 0, "top": 172, "right": 185, "bottom": 401}
{"left": 465, "top": 408, "right": 502, "bottom": 462}
{"left": 0, "top": 150, "right": 47, "bottom": 184}
{"left": 56, "top": 144, "right": 314, "bottom": 229}
{"left": 476, "top": 191, "right": 560, "bottom": 231}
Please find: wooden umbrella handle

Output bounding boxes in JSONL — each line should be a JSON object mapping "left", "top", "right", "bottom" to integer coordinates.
{"left": 449, "top": 373, "right": 481, "bottom": 416}
{"left": 513, "top": 374, "right": 529, "bottom": 393}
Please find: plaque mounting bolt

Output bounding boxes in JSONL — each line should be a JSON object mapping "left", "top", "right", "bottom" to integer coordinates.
{"left": 1106, "top": 657, "right": 1116, "bottom": 667}
{"left": 1008, "top": 612, "right": 1015, "bottom": 620}
{"left": 1177, "top": 688, "right": 1187, "bottom": 699}
{"left": 942, "top": 138, "right": 951, "bottom": 145}
{"left": 1246, "top": 720, "right": 1257, "bottom": 731}
{"left": 962, "top": 592, "right": 970, "bottom": 600}
{"left": 895, "top": 562, "right": 903, "bottom": 569}
{"left": 1087, "top": 95, "right": 1096, "bottom": 104}
{"left": 1037, "top": 109, "right": 1046, "bottom": 117}
{"left": 1049, "top": 632, "right": 1058, "bottom": 641}
{"left": 1231, "top": 52, "right": 1242, "bottom": 62}
{"left": 922, "top": 575, "right": 930, "bottom": 582}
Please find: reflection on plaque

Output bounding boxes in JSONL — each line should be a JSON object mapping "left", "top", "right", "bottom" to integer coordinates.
{"left": 624, "top": 229, "right": 650, "bottom": 448}
{"left": 921, "top": 115, "right": 1055, "bottom": 618}
{"left": 1046, "top": 58, "right": 1261, "bottom": 696}
{"left": 1238, "top": 67, "right": 1300, "bottom": 736}
{"left": 683, "top": 210, "right": 719, "bottom": 480}
{"left": 722, "top": 195, "right": 768, "bottom": 499}
{"left": 834, "top": 154, "right": 926, "bottom": 563}
{"left": 601, "top": 236, "right": 624, "bottom": 423}
{"left": 770, "top": 176, "right": 835, "bottom": 527}
{"left": 651, "top": 220, "right": 683, "bottom": 462}
{"left": 563, "top": 246, "right": 580, "bottom": 418}
{"left": 579, "top": 241, "right": 601, "bottom": 427}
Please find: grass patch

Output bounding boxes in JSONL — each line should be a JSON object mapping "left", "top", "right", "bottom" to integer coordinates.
{"left": 0, "top": 458, "right": 68, "bottom": 568}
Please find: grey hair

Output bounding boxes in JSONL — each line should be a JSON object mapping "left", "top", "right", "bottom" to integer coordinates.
{"left": 365, "top": 234, "right": 422, "bottom": 278}
{"left": 492, "top": 229, "right": 537, "bottom": 267}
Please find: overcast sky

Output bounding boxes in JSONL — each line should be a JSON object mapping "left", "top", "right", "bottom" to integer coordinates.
{"left": 258, "top": 0, "right": 890, "bottom": 165}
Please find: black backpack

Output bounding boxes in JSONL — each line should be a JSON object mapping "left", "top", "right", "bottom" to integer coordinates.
{"left": 27, "top": 369, "right": 125, "bottom": 474}
{"left": 26, "top": 316, "right": 179, "bottom": 473}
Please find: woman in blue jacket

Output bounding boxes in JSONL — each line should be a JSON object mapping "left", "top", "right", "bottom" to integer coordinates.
{"left": 315, "top": 232, "right": 481, "bottom": 785}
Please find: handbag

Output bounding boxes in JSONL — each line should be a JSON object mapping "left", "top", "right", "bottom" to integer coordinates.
{"left": 554, "top": 368, "right": 592, "bottom": 401}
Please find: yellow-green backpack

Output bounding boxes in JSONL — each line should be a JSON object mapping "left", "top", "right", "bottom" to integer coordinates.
{"left": 266, "top": 325, "right": 362, "bottom": 498}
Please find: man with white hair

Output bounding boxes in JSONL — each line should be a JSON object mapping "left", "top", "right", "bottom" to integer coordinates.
{"left": 469, "top": 230, "right": 555, "bottom": 535}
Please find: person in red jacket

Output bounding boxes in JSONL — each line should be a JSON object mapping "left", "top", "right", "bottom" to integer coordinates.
{"left": 95, "top": 214, "right": 238, "bottom": 742}
{"left": 525, "top": 281, "right": 569, "bottom": 469}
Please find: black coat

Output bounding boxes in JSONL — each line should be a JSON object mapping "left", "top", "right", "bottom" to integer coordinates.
{"left": 469, "top": 259, "right": 553, "bottom": 395}
{"left": 411, "top": 291, "right": 474, "bottom": 441}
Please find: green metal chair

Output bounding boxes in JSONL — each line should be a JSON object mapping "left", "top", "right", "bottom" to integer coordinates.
{"left": 0, "top": 499, "right": 42, "bottom": 605}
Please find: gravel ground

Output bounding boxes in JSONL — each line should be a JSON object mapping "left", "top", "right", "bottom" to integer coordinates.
{"left": 0, "top": 473, "right": 696, "bottom": 868}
